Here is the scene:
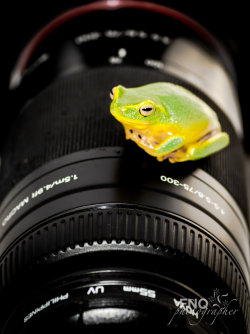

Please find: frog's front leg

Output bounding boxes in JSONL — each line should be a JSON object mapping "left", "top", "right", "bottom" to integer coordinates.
{"left": 169, "top": 132, "right": 229, "bottom": 163}
{"left": 154, "top": 136, "right": 184, "bottom": 161}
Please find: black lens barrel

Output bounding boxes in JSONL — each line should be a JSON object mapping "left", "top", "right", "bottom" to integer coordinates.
{"left": 0, "top": 3, "right": 249, "bottom": 333}
{"left": 0, "top": 67, "right": 248, "bottom": 218}
{"left": 0, "top": 145, "right": 249, "bottom": 332}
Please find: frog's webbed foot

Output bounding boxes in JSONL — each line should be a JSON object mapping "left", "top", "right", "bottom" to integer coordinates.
{"left": 169, "top": 132, "right": 229, "bottom": 163}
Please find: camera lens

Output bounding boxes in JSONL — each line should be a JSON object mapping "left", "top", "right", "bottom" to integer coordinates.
{"left": 0, "top": 2, "right": 249, "bottom": 333}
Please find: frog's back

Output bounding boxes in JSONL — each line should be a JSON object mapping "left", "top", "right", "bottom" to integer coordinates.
{"left": 146, "top": 82, "right": 220, "bottom": 131}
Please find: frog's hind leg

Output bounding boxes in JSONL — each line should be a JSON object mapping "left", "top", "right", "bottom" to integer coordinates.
{"left": 189, "top": 131, "right": 229, "bottom": 160}
{"left": 155, "top": 135, "right": 184, "bottom": 161}
{"left": 170, "top": 131, "right": 229, "bottom": 163}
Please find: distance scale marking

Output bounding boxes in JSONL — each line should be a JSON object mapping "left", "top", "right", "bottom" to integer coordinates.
{"left": 74, "top": 29, "right": 171, "bottom": 45}
{"left": 23, "top": 28, "right": 171, "bottom": 79}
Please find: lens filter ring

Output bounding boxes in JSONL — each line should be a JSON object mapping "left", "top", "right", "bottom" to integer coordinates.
{"left": 0, "top": 205, "right": 249, "bottom": 332}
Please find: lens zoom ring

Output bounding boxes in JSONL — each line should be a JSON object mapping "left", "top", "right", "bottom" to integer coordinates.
{"left": 0, "top": 206, "right": 249, "bottom": 328}
{"left": 0, "top": 67, "right": 248, "bottom": 218}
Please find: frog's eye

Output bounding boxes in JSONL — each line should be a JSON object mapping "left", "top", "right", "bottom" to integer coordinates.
{"left": 110, "top": 88, "right": 115, "bottom": 100}
{"left": 139, "top": 105, "right": 154, "bottom": 116}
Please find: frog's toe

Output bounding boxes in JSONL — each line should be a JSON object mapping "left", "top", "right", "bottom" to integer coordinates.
{"left": 156, "top": 155, "right": 166, "bottom": 162}
{"left": 168, "top": 153, "right": 191, "bottom": 163}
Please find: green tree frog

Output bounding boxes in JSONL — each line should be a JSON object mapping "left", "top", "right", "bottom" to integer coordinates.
{"left": 110, "top": 82, "right": 229, "bottom": 163}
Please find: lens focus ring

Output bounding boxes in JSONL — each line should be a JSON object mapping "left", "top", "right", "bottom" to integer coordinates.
{"left": 1, "top": 205, "right": 249, "bottom": 326}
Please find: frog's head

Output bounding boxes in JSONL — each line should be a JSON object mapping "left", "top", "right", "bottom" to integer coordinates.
{"left": 110, "top": 85, "right": 164, "bottom": 130}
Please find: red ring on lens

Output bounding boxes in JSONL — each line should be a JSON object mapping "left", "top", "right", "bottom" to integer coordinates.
{"left": 10, "top": 0, "right": 224, "bottom": 89}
